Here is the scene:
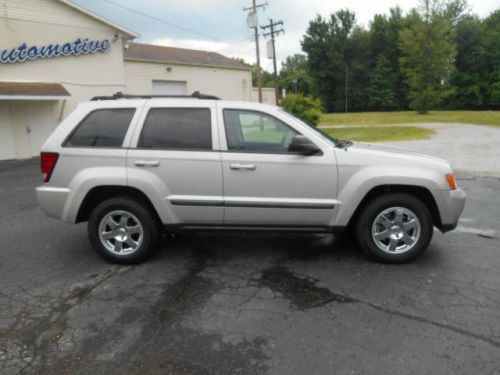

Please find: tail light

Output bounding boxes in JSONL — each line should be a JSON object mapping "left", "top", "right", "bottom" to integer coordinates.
{"left": 40, "top": 152, "right": 59, "bottom": 182}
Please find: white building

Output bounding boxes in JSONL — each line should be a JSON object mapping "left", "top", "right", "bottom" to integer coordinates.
{"left": 0, "top": 0, "right": 269, "bottom": 161}
{"left": 124, "top": 43, "right": 253, "bottom": 101}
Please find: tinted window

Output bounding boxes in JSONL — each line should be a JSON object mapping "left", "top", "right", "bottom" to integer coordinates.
{"left": 138, "top": 108, "right": 212, "bottom": 150}
{"left": 223, "top": 109, "right": 298, "bottom": 153}
{"left": 65, "top": 109, "right": 135, "bottom": 148}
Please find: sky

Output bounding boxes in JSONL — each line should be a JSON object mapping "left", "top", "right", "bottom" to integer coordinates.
{"left": 73, "top": 0, "right": 499, "bottom": 71}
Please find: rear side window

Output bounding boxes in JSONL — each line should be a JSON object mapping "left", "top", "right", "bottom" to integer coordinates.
{"left": 138, "top": 108, "right": 212, "bottom": 150}
{"left": 64, "top": 108, "right": 135, "bottom": 148}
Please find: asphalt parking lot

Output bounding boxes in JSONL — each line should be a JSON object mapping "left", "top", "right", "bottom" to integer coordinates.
{"left": 1, "top": 159, "right": 500, "bottom": 375}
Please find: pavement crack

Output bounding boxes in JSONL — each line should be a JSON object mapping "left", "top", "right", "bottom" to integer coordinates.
{"left": 258, "top": 265, "right": 500, "bottom": 349}
{"left": 129, "top": 244, "right": 217, "bottom": 362}
{"left": 351, "top": 295, "right": 500, "bottom": 349}
{"left": 1, "top": 266, "right": 131, "bottom": 374}
{"left": 65, "top": 266, "right": 130, "bottom": 303}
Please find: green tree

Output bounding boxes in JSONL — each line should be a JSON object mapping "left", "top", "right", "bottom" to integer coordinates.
{"left": 302, "top": 9, "right": 358, "bottom": 112}
{"left": 231, "top": 57, "right": 251, "bottom": 67}
{"left": 367, "top": 56, "right": 399, "bottom": 110}
{"left": 298, "top": 1, "right": 496, "bottom": 112}
{"left": 399, "top": 1, "right": 457, "bottom": 113}
{"left": 444, "top": 0, "right": 470, "bottom": 25}
{"left": 231, "top": 58, "right": 275, "bottom": 89}
{"left": 251, "top": 65, "right": 274, "bottom": 88}
{"left": 482, "top": 10, "right": 500, "bottom": 107}
{"left": 344, "top": 26, "right": 371, "bottom": 111}
{"left": 448, "top": 15, "right": 485, "bottom": 108}
{"left": 369, "top": 7, "right": 408, "bottom": 109}
{"left": 279, "top": 54, "right": 313, "bottom": 95}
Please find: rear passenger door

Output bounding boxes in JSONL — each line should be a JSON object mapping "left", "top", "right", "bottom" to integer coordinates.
{"left": 127, "top": 101, "right": 223, "bottom": 225}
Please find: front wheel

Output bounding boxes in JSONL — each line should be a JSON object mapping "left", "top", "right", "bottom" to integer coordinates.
{"left": 88, "top": 197, "right": 160, "bottom": 264}
{"left": 355, "top": 193, "right": 433, "bottom": 263}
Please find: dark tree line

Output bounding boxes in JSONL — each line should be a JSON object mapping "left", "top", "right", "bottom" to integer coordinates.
{"left": 295, "top": 0, "right": 499, "bottom": 113}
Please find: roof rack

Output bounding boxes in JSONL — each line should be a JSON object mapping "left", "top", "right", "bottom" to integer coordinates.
{"left": 91, "top": 91, "right": 220, "bottom": 101}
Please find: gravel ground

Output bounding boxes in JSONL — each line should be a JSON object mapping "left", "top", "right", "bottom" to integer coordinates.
{"left": 321, "top": 122, "right": 500, "bottom": 176}
{"left": 379, "top": 123, "right": 500, "bottom": 177}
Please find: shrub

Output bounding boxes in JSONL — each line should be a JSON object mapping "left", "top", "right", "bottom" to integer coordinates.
{"left": 280, "top": 93, "right": 323, "bottom": 126}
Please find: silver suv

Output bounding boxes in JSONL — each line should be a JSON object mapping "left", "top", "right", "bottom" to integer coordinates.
{"left": 36, "top": 92, "right": 466, "bottom": 264}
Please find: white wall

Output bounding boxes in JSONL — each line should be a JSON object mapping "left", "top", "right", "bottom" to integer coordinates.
{"left": 0, "top": 104, "right": 16, "bottom": 159}
{"left": 251, "top": 88, "right": 277, "bottom": 105}
{"left": 0, "top": 101, "right": 59, "bottom": 159}
{"left": 124, "top": 60, "right": 252, "bottom": 101}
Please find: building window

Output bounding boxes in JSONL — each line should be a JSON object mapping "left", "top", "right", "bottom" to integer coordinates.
{"left": 138, "top": 108, "right": 212, "bottom": 150}
{"left": 64, "top": 108, "right": 135, "bottom": 148}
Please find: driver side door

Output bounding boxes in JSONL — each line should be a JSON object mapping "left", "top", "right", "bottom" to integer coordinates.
{"left": 219, "top": 107, "right": 338, "bottom": 228}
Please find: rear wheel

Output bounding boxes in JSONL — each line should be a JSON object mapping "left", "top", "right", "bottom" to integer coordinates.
{"left": 355, "top": 193, "right": 433, "bottom": 263}
{"left": 88, "top": 197, "right": 160, "bottom": 264}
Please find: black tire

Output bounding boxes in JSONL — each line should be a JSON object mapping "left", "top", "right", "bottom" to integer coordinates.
{"left": 88, "top": 196, "right": 160, "bottom": 264}
{"left": 355, "top": 193, "right": 433, "bottom": 263}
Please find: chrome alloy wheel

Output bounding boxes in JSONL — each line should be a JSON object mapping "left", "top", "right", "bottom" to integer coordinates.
{"left": 371, "top": 207, "right": 421, "bottom": 254}
{"left": 98, "top": 210, "right": 144, "bottom": 255}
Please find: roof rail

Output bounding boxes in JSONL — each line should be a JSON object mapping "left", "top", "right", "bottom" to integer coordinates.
{"left": 91, "top": 91, "right": 220, "bottom": 101}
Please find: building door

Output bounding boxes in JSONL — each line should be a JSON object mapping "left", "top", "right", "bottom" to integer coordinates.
{"left": 152, "top": 80, "right": 188, "bottom": 96}
{"left": 25, "top": 102, "right": 57, "bottom": 157}
{"left": 0, "top": 103, "right": 16, "bottom": 160}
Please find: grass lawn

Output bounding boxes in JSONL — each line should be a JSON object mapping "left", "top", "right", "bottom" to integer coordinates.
{"left": 244, "top": 129, "right": 283, "bottom": 142}
{"left": 245, "top": 125, "right": 435, "bottom": 143}
{"left": 321, "top": 126, "right": 436, "bottom": 143}
{"left": 320, "top": 110, "right": 500, "bottom": 127}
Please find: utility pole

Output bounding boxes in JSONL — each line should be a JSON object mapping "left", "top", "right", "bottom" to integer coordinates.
{"left": 244, "top": 0, "right": 267, "bottom": 103}
{"left": 345, "top": 64, "right": 348, "bottom": 113}
{"left": 261, "top": 18, "right": 284, "bottom": 104}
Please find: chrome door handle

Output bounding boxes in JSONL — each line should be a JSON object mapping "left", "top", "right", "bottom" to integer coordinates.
{"left": 230, "top": 163, "right": 256, "bottom": 170}
{"left": 134, "top": 160, "right": 160, "bottom": 167}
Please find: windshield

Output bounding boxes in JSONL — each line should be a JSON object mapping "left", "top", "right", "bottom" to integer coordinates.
{"left": 278, "top": 109, "right": 339, "bottom": 147}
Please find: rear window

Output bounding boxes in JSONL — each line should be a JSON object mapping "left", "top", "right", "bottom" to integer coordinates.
{"left": 64, "top": 108, "right": 135, "bottom": 148}
{"left": 138, "top": 108, "right": 212, "bottom": 150}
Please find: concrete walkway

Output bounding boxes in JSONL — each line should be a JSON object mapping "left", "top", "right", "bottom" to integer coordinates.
{"left": 323, "top": 123, "right": 500, "bottom": 177}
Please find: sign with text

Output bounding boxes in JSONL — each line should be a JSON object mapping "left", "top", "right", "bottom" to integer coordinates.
{"left": 0, "top": 38, "right": 111, "bottom": 64}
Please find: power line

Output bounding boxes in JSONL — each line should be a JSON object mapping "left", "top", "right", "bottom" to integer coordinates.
{"left": 95, "top": 0, "right": 260, "bottom": 97}
{"left": 99, "top": 0, "right": 255, "bottom": 67}
{"left": 99, "top": 0, "right": 223, "bottom": 42}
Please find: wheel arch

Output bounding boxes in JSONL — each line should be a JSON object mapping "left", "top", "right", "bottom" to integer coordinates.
{"left": 76, "top": 185, "right": 162, "bottom": 224}
{"left": 347, "top": 184, "right": 442, "bottom": 230}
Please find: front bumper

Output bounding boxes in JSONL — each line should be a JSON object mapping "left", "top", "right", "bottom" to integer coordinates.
{"left": 36, "top": 186, "right": 70, "bottom": 221}
{"left": 433, "top": 187, "right": 466, "bottom": 233}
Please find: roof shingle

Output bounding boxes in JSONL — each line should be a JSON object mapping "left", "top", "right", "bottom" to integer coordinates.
{"left": 124, "top": 43, "right": 250, "bottom": 70}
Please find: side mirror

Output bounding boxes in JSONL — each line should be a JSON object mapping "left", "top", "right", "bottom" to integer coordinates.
{"left": 288, "top": 135, "right": 321, "bottom": 156}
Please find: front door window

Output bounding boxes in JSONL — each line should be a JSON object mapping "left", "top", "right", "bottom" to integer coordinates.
{"left": 223, "top": 109, "right": 298, "bottom": 154}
